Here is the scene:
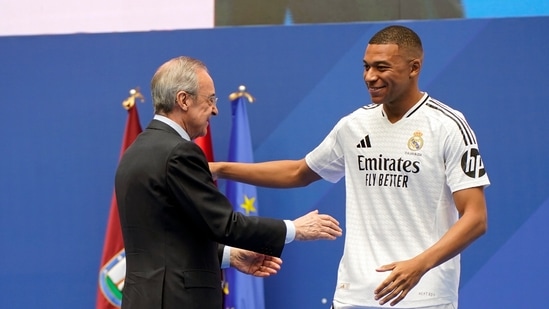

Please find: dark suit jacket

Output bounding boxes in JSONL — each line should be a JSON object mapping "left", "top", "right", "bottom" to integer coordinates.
{"left": 115, "top": 120, "right": 286, "bottom": 309}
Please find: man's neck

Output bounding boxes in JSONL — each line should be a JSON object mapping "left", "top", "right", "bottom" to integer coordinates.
{"left": 382, "top": 90, "right": 423, "bottom": 123}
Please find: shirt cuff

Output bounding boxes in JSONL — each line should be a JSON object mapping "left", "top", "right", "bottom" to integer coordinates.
{"left": 221, "top": 246, "right": 231, "bottom": 269}
{"left": 284, "top": 220, "right": 295, "bottom": 244}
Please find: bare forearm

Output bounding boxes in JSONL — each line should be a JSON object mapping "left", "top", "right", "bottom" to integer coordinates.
{"left": 417, "top": 188, "right": 487, "bottom": 270}
{"left": 373, "top": 207, "right": 486, "bottom": 307}
{"left": 212, "top": 159, "right": 320, "bottom": 188}
{"left": 418, "top": 211, "right": 487, "bottom": 270}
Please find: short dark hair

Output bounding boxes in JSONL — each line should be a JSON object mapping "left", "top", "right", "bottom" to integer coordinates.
{"left": 369, "top": 25, "right": 423, "bottom": 57}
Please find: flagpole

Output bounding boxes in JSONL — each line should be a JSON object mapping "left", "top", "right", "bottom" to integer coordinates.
{"left": 229, "top": 85, "right": 255, "bottom": 103}
{"left": 122, "top": 87, "right": 145, "bottom": 110}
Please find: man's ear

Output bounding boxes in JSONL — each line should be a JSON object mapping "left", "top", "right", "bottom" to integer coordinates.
{"left": 410, "top": 59, "right": 421, "bottom": 78}
{"left": 176, "top": 91, "right": 189, "bottom": 111}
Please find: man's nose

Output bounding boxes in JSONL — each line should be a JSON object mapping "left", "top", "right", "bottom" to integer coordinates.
{"left": 364, "top": 69, "right": 377, "bottom": 82}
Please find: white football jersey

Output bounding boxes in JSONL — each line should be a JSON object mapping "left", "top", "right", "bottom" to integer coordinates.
{"left": 306, "top": 93, "right": 490, "bottom": 308}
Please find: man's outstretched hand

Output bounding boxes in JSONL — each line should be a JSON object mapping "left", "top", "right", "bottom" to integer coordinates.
{"left": 293, "top": 209, "right": 343, "bottom": 241}
{"left": 230, "top": 248, "right": 283, "bottom": 277}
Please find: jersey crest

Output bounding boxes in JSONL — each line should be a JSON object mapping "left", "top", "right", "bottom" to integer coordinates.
{"left": 407, "top": 131, "right": 424, "bottom": 151}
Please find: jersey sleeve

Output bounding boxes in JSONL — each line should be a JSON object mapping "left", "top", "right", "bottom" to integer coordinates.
{"left": 305, "top": 118, "right": 347, "bottom": 183}
{"left": 443, "top": 112, "right": 490, "bottom": 192}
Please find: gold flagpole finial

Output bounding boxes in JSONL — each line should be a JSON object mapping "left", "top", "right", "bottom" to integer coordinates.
{"left": 229, "top": 85, "right": 255, "bottom": 103}
{"left": 122, "top": 87, "right": 145, "bottom": 110}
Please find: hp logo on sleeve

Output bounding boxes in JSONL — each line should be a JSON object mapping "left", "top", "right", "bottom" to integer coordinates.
{"left": 461, "top": 148, "right": 486, "bottom": 178}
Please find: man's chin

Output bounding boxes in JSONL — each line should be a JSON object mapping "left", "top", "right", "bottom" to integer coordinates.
{"left": 369, "top": 97, "right": 384, "bottom": 105}
{"left": 197, "top": 129, "right": 208, "bottom": 138}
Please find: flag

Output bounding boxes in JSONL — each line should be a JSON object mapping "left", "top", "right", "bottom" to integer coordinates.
{"left": 96, "top": 101, "right": 142, "bottom": 309}
{"left": 194, "top": 124, "right": 215, "bottom": 162}
{"left": 224, "top": 91, "right": 264, "bottom": 309}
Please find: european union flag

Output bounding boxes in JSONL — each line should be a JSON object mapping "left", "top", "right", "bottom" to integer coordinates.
{"left": 224, "top": 90, "right": 264, "bottom": 309}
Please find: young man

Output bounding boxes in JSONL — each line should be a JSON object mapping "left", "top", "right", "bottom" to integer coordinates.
{"left": 210, "top": 25, "right": 489, "bottom": 308}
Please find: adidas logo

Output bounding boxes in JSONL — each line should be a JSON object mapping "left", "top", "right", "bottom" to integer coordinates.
{"left": 356, "top": 135, "right": 371, "bottom": 148}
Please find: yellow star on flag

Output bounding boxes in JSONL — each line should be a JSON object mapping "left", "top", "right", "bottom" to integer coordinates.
{"left": 240, "top": 195, "right": 256, "bottom": 215}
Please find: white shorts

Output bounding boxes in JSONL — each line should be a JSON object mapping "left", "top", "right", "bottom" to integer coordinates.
{"left": 331, "top": 300, "right": 457, "bottom": 309}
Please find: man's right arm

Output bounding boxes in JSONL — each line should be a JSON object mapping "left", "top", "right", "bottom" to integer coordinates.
{"left": 292, "top": 209, "right": 342, "bottom": 241}
{"left": 209, "top": 158, "right": 321, "bottom": 188}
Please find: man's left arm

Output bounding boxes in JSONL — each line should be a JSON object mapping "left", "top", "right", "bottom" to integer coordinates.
{"left": 414, "top": 186, "right": 488, "bottom": 269}
{"left": 374, "top": 186, "right": 488, "bottom": 306}
{"left": 220, "top": 246, "right": 283, "bottom": 277}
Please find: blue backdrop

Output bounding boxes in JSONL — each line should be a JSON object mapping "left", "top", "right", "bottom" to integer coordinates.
{"left": 1, "top": 16, "right": 548, "bottom": 308}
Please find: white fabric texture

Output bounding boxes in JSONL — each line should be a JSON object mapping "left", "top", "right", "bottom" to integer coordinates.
{"left": 306, "top": 93, "right": 489, "bottom": 308}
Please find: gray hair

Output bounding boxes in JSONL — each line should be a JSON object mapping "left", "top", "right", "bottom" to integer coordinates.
{"left": 150, "top": 56, "right": 208, "bottom": 114}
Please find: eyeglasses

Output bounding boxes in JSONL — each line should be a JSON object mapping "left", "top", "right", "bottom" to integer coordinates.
{"left": 186, "top": 91, "right": 218, "bottom": 106}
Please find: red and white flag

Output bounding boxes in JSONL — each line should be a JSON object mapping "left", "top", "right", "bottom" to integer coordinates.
{"left": 96, "top": 104, "right": 142, "bottom": 309}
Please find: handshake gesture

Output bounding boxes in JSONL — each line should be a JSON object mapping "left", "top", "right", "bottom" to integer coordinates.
{"left": 293, "top": 209, "right": 342, "bottom": 241}
{"left": 232, "top": 209, "right": 342, "bottom": 277}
